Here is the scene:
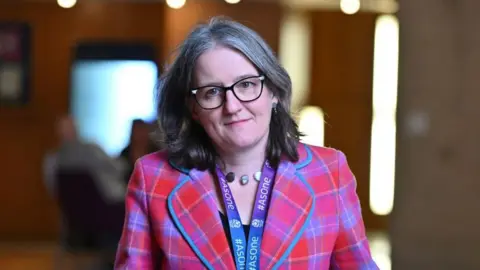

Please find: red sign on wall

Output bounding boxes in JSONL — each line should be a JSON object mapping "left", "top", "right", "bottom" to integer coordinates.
{"left": 0, "top": 23, "right": 31, "bottom": 105}
{"left": 0, "top": 28, "right": 23, "bottom": 61}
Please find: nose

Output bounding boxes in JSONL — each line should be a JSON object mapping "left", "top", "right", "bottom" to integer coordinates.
{"left": 223, "top": 90, "right": 242, "bottom": 114}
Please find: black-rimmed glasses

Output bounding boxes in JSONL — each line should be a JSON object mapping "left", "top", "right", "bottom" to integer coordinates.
{"left": 191, "top": 75, "right": 265, "bottom": 110}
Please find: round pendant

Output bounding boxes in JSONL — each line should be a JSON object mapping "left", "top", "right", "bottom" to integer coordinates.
{"left": 253, "top": 171, "right": 261, "bottom": 181}
{"left": 240, "top": 175, "right": 249, "bottom": 185}
{"left": 226, "top": 172, "right": 235, "bottom": 183}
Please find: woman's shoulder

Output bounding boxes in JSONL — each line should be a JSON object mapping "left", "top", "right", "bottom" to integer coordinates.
{"left": 298, "top": 143, "right": 353, "bottom": 190}
{"left": 298, "top": 143, "right": 340, "bottom": 165}
{"left": 134, "top": 150, "right": 185, "bottom": 183}
{"left": 297, "top": 142, "right": 346, "bottom": 179}
{"left": 138, "top": 150, "right": 169, "bottom": 165}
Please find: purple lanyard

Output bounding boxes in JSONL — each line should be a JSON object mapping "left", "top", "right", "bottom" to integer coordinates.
{"left": 216, "top": 161, "right": 275, "bottom": 270}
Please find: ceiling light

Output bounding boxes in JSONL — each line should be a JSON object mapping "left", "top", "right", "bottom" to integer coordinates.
{"left": 166, "top": 0, "right": 186, "bottom": 9}
{"left": 340, "top": 0, "right": 360, "bottom": 15}
{"left": 57, "top": 0, "right": 76, "bottom": 9}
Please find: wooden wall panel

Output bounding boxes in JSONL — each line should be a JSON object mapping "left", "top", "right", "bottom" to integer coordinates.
{"left": 308, "top": 11, "right": 385, "bottom": 230}
{"left": 0, "top": 1, "right": 282, "bottom": 241}
{"left": 162, "top": 1, "right": 282, "bottom": 62}
{"left": 0, "top": 2, "right": 166, "bottom": 241}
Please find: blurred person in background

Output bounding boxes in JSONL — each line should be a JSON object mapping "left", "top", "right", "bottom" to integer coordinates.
{"left": 119, "top": 119, "right": 157, "bottom": 184}
{"left": 43, "top": 115, "right": 127, "bottom": 269}
{"left": 115, "top": 17, "right": 378, "bottom": 269}
{"left": 43, "top": 115, "right": 127, "bottom": 203}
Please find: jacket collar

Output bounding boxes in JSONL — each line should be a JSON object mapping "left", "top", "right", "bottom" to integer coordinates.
{"left": 167, "top": 144, "right": 315, "bottom": 269}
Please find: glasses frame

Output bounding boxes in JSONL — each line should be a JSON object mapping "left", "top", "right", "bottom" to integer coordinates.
{"left": 190, "top": 75, "right": 265, "bottom": 110}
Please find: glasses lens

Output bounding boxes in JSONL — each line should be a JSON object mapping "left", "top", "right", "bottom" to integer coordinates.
{"left": 194, "top": 76, "right": 264, "bottom": 109}
{"left": 233, "top": 77, "right": 263, "bottom": 101}
{"left": 195, "top": 86, "right": 225, "bottom": 109}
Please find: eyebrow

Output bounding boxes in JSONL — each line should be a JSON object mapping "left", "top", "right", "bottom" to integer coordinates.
{"left": 196, "top": 73, "right": 260, "bottom": 88}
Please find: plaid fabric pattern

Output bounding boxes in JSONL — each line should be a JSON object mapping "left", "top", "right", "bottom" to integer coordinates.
{"left": 115, "top": 144, "right": 378, "bottom": 269}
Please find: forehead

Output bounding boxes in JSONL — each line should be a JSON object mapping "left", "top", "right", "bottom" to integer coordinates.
{"left": 194, "top": 46, "right": 257, "bottom": 85}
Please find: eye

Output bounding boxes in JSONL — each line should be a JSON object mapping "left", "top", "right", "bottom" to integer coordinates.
{"left": 238, "top": 81, "right": 254, "bottom": 88}
{"left": 205, "top": 87, "right": 222, "bottom": 97}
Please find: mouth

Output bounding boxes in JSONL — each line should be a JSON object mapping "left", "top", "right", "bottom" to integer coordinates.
{"left": 225, "top": 119, "right": 250, "bottom": 126}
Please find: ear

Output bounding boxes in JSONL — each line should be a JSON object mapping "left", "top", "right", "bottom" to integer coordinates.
{"left": 272, "top": 95, "right": 279, "bottom": 105}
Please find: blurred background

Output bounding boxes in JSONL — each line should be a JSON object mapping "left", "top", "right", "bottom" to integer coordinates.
{"left": 0, "top": 0, "right": 479, "bottom": 269}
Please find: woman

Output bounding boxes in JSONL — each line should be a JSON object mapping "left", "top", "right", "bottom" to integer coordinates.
{"left": 115, "top": 17, "right": 378, "bottom": 270}
{"left": 119, "top": 119, "right": 157, "bottom": 184}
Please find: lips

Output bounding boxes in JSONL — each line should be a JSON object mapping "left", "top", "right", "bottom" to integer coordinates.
{"left": 225, "top": 119, "right": 250, "bottom": 126}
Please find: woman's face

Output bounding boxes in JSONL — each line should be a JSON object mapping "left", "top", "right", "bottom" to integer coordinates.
{"left": 191, "top": 46, "right": 277, "bottom": 154}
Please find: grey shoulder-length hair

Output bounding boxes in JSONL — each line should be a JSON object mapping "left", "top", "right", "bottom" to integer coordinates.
{"left": 156, "top": 16, "right": 302, "bottom": 170}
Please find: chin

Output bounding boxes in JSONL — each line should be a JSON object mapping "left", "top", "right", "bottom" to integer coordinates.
{"left": 225, "top": 135, "right": 264, "bottom": 151}
{"left": 230, "top": 141, "right": 256, "bottom": 150}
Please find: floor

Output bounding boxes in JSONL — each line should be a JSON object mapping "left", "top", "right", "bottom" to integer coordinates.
{"left": 0, "top": 232, "right": 391, "bottom": 269}
{"left": 0, "top": 243, "right": 106, "bottom": 270}
{"left": 0, "top": 243, "right": 56, "bottom": 270}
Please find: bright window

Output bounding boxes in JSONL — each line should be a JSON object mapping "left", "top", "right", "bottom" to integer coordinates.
{"left": 71, "top": 60, "right": 158, "bottom": 156}
{"left": 369, "top": 15, "right": 399, "bottom": 216}
{"left": 298, "top": 106, "right": 325, "bottom": 147}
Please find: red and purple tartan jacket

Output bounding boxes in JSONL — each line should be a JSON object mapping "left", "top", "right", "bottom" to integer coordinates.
{"left": 115, "top": 143, "right": 379, "bottom": 269}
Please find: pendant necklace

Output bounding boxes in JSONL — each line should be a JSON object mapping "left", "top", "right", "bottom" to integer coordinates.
{"left": 225, "top": 171, "right": 262, "bottom": 185}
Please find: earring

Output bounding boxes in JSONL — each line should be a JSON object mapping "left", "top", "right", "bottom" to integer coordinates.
{"left": 272, "top": 102, "right": 278, "bottom": 113}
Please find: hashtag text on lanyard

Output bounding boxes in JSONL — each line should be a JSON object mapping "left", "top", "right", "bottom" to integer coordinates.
{"left": 216, "top": 161, "right": 276, "bottom": 270}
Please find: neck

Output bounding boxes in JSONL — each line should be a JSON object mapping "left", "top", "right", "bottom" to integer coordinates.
{"left": 217, "top": 138, "right": 268, "bottom": 175}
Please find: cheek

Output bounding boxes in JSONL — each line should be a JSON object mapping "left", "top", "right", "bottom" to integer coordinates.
{"left": 253, "top": 95, "right": 274, "bottom": 118}
{"left": 196, "top": 110, "right": 220, "bottom": 130}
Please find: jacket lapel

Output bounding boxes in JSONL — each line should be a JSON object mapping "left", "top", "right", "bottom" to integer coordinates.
{"left": 167, "top": 167, "right": 235, "bottom": 270}
{"left": 260, "top": 145, "right": 315, "bottom": 269}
